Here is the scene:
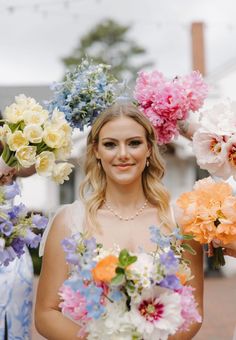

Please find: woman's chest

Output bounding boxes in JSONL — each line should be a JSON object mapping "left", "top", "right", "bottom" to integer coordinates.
{"left": 91, "top": 210, "right": 169, "bottom": 253}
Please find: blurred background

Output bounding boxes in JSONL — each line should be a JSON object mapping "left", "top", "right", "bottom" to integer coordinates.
{"left": 0, "top": 0, "right": 236, "bottom": 339}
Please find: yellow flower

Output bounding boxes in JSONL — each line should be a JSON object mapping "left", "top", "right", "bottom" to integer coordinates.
{"left": 43, "top": 126, "right": 65, "bottom": 149}
{"left": 23, "top": 124, "right": 43, "bottom": 144}
{"left": 35, "top": 151, "right": 55, "bottom": 177}
{"left": 16, "top": 146, "right": 37, "bottom": 167}
{"left": 23, "top": 108, "right": 49, "bottom": 125}
{"left": 3, "top": 103, "right": 24, "bottom": 124}
{"left": 7, "top": 131, "right": 28, "bottom": 151}
{"left": 54, "top": 142, "right": 72, "bottom": 161}
{"left": 52, "top": 162, "right": 74, "bottom": 184}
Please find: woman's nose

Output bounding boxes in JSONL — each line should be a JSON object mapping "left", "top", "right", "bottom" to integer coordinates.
{"left": 117, "top": 144, "right": 128, "bottom": 158}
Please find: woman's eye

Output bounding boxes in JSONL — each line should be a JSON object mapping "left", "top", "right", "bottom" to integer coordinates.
{"left": 103, "top": 142, "right": 116, "bottom": 149}
{"left": 129, "top": 140, "right": 142, "bottom": 147}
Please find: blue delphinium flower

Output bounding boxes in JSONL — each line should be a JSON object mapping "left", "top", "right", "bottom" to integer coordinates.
{"left": 2, "top": 182, "right": 20, "bottom": 200}
{"left": 0, "top": 220, "right": 13, "bottom": 236}
{"left": 159, "top": 274, "right": 182, "bottom": 290}
{"left": 11, "top": 237, "right": 25, "bottom": 257}
{"left": 24, "top": 229, "right": 41, "bottom": 248}
{"left": 149, "top": 225, "right": 171, "bottom": 248}
{"left": 32, "top": 214, "right": 48, "bottom": 230}
{"left": 172, "top": 227, "right": 184, "bottom": 240}
{"left": 86, "top": 301, "right": 105, "bottom": 320}
{"left": 46, "top": 59, "right": 118, "bottom": 130}
{"left": 160, "top": 250, "right": 179, "bottom": 272}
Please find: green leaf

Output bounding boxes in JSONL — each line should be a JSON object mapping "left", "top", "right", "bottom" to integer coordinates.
{"left": 127, "top": 255, "right": 137, "bottom": 266}
{"left": 119, "top": 249, "right": 129, "bottom": 267}
{"left": 182, "top": 234, "right": 194, "bottom": 240}
{"left": 111, "top": 273, "right": 125, "bottom": 286}
{"left": 182, "top": 243, "right": 196, "bottom": 255}
{"left": 115, "top": 267, "right": 125, "bottom": 275}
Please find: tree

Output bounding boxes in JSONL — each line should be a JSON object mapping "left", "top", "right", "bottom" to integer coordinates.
{"left": 62, "top": 19, "right": 153, "bottom": 83}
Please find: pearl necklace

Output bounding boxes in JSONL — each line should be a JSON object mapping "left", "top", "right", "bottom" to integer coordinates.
{"left": 104, "top": 199, "right": 148, "bottom": 221}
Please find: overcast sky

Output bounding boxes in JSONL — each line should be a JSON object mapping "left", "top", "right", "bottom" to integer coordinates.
{"left": 1, "top": 0, "right": 236, "bottom": 85}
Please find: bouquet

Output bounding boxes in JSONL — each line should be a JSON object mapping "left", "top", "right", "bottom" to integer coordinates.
{"left": 176, "top": 177, "right": 236, "bottom": 268}
{"left": 59, "top": 226, "right": 201, "bottom": 340}
{"left": 192, "top": 100, "right": 236, "bottom": 180}
{"left": 0, "top": 94, "right": 74, "bottom": 183}
{"left": 0, "top": 181, "right": 48, "bottom": 266}
{"left": 134, "top": 70, "right": 208, "bottom": 144}
{"left": 46, "top": 59, "right": 118, "bottom": 130}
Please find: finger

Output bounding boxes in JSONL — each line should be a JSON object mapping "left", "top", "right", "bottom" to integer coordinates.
{"left": 212, "top": 239, "right": 222, "bottom": 248}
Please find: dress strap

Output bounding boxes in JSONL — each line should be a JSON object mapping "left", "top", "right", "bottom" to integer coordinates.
{"left": 39, "top": 200, "right": 86, "bottom": 257}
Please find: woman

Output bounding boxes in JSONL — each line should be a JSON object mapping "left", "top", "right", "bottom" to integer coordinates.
{"left": 0, "top": 166, "right": 35, "bottom": 340}
{"left": 35, "top": 103, "right": 203, "bottom": 339}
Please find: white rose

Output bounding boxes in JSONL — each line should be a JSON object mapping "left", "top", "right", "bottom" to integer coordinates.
{"left": 52, "top": 162, "right": 74, "bottom": 184}
{"left": 3, "top": 103, "right": 24, "bottom": 124}
{"left": 7, "top": 131, "right": 29, "bottom": 151}
{"left": 23, "top": 108, "right": 49, "bottom": 126}
{"left": 15, "top": 94, "right": 37, "bottom": 107}
{"left": 23, "top": 124, "right": 43, "bottom": 144}
{"left": 51, "top": 108, "right": 66, "bottom": 124}
{"left": 35, "top": 151, "right": 55, "bottom": 177}
{"left": 43, "top": 126, "right": 65, "bottom": 149}
{"left": 54, "top": 142, "right": 72, "bottom": 161}
{"left": 0, "top": 124, "right": 11, "bottom": 142}
{"left": 16, "top": 145, "right": 37, "bottom": 167}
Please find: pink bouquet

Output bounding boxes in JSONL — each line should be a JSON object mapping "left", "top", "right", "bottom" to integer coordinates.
{"left": 134, "top": 70, "right": 208, "bottom": 144}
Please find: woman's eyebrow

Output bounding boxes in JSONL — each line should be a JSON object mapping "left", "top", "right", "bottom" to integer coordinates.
{"left": 101, "top": 136, "right": 144, "bottom": 141}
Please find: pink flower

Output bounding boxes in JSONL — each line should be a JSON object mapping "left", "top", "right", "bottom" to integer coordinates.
{"left": 58, "top": 284, "right": 89, "bottom": 322}
{"left": 180, "top": 71, "right": 208, "bottom": 112}
{"left": 178, "top": 286, "right": 202, "bottom": 332}
{"left": 134, "top": 70, "right": 207, "bottom": 144}
{"left": 192, "top": 129, "right": 231, "bottom": 179}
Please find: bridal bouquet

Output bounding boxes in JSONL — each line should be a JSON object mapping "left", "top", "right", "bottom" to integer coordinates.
{"left": 134, "top": 70, "right": 208, "bottom": 144}
{"left": 192, "top": 100, "right": 236, "bottom": 179}
{"left": 59, "top": 227, "right": 201, "bottom": 340}
{"left": 46, "top": 59, "right": 118, "bottom": 130}
{"left": 176, "top": 177, "right": 236, "bottom": 268}
{"left": 0, "top": 94, "right": 74, "bottom": 183}
{"left": 0, "top": 181, "right": 48, "bottom": 266}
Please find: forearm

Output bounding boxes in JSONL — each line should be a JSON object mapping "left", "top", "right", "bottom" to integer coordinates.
{"left": 178, "top": 112, "right": 200, "bottom": 140}
{"left": 168, "top": 320, "right": 203, "bottom": 340}
{"left": 35, "top": 308, "right": 85, "bottom": 340}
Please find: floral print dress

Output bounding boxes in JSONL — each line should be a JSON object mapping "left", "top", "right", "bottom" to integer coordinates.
{"left": 0, "top": 248, "right": 33, "bottom": 340}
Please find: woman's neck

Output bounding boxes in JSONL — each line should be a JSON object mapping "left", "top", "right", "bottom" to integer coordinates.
{"left": 105, "top": 179, "right": 146, "bottom": 213}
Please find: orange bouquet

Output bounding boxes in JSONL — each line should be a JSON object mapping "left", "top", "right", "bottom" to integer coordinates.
{"left": 176, "top": 177, "right": 236, "bottom": 268}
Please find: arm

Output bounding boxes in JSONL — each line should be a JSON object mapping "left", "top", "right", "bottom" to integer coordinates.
{"left": 35, "top": 209, "right": 83, "bottom": 340}
{"left": 178, "top": 112, "right": 201, "bottom": 141}
{"left": 169, "top": 240, "right": 204, "bottom": 340}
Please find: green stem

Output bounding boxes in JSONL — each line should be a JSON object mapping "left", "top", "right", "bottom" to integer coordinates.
{"left": 212, "top": 247, "right": 225, "bottom": 269}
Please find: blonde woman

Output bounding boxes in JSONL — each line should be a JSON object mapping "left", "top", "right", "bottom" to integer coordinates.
{"left": 35, "top": 103, "right": 203, "bottom": 339}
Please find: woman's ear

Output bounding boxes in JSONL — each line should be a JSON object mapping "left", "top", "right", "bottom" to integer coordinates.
{"left": 93, "top": 143, "right": 100, "bottom": 159}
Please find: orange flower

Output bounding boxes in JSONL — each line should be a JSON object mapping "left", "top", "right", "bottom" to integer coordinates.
{"left": 176, "top": 177, "right": 236, "bottom": 245}
{"left": 92, "top": 255, "right": 118, "bottom": 283}
{"left": 176, "top": 272, "right": 187, "bottom": 285}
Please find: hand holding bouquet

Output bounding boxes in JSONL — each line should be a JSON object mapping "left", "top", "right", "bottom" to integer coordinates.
{"left": 134, "top": 70, "right": 208, "bottom": 144}
{"left": 0, "top": 181, "right": 48, "bottom": 266}
{"left": 59, "top": 227, "right": 201, "bottom": 340}
{"left": 176, "top": 177, "right": 236, "bottom": 268}
{"left": 0, "top": 94, "right": 74, "bottom": 183}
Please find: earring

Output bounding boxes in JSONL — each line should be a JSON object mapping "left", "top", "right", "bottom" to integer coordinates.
{"left": 97, "top": 159, "right": 101, "bottom": 169}
{"left": 146, "top": 159, "right": 150, "bottom": 167}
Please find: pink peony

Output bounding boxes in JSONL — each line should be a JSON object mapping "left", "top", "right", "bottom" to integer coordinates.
{"left": 59, "top": 284, "right": 89, "bottom": 322}
{"left": 180, "top": 71, "right": 208, "bottom": 112}
{"left": 178, "top": 286, "right": 202, "bottom": 332}
{"left": 134, "top": 70, "right": 207, "bottom": 144}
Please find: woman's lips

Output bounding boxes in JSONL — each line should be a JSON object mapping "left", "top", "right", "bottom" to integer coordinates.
{"left": 114, "top": 164, "right": 134, "bottom": 170}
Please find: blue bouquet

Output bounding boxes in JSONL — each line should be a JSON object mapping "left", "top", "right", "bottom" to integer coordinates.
{"left": 0, "top": 181, "right": 48, "bottom": 266}
{"left": 47, "top": 59, "right": 118, "bottom": 130}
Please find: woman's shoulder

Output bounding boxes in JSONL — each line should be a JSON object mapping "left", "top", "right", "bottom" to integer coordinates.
{"left": 39, "top": 199, "right": 85, "bottom": 256}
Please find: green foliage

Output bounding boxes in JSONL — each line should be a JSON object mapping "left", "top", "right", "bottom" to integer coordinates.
{"left": 62, "top": 19, "right": 153, "bottom": 82}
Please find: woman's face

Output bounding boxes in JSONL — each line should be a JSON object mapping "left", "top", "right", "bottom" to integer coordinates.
{"left": 95, "top": 116, "right": 151, "bottom": 186}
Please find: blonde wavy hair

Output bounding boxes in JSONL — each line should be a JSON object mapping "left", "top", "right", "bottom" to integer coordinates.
{"left": 80, "top": 102, "right": 173, "bottom": 233}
